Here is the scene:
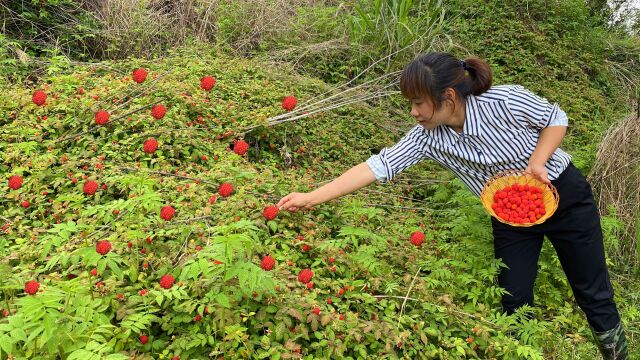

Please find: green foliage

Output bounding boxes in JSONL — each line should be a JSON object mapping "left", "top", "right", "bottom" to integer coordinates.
{"left": 0, "top": 1, "right": 639, "bottom": 358}
{"left": 348, "top": 0, "right": 448, "bottom": 73}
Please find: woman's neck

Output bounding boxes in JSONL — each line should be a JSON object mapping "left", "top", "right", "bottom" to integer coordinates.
{"left": 449, "top": 98, "right": 467, "bottom": 133}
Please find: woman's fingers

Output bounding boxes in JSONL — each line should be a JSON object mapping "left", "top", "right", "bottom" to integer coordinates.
{"left": 277, "top": 194, "right": 293, "bottom": 209}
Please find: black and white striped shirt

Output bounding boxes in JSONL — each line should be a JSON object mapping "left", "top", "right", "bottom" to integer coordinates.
{"left": 366, "top": 85, "right": 572, "bottom": 197}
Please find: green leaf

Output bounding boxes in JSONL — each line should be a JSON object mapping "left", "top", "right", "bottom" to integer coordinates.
{"left": 97, "top": 258, "right": 107, "bottom": 275}
{"left": 217, "top": 293, "right": 231, "bottom": 308}
{"left": 129, "top": 261, "right": 138, "bottom": 282}
{"left": 109, "top": 261, "right": 123, "bottom": 280}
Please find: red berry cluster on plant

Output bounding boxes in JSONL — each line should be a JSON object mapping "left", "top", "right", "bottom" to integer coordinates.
{"left": 151, "top": 104, "right": 167, "bottom": 120}
{"left": 132, "top": 68, "right": 148, "bottom": 83}
{"left": 8, "top": 175, "right": 23, "bottom": 190}
{"left": 96, "top": 240, "right": 112, "bottom": 255}
{"left": 143, "top": 138, "right": 158, "bottom": 154}
{"left": 409, "top": 231, "right": 425, "bottom": 247}
{"left": 218, "top": 182, "right": 233, "bottom": 197}
{"left": 282, "top": 95, "right": 297, "bottom": 111}
{"left": 263, "top": 205, "right": 279, "bottom": 220}
{"left": 492, "top": 184, "right": 546, "bottom": 224}
{"left": 24, "top": 280, "right": 40, "bottom": 295}
{"left": 298, "top": 269, "right": 313, "bottom": 284}
{"left": 95, "top": 110, "right": 110, "bottom": 125}
{"left": 233, "top": 139, "right": 249, "bottom": 155}
{"left": 32, "top": 90, "right": 47, "bottom": 106}
{"left": 200, "top": 76, "right": 216, "bottom": 91}
{"left": 84, "top": 180, "right": 99, "bottom": 195}
{"left": 159, "top": 274, "right": 175, "bottom": 289}
{"left": 160, "top": 205, "right": 175, "bottom": 221}
{"left": 261, "top": 255, "right": 275, "bottom": 271}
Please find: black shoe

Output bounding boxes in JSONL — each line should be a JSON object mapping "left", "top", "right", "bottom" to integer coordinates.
{"left": 590, "top": 321, "right": 629, "bottom": 360}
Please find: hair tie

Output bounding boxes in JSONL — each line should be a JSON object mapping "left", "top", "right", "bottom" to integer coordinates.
{"left": 460, "top": 59, "right": 468, "bottom": 71}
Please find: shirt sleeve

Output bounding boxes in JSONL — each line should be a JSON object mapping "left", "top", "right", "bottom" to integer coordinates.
{"left": 365, "top": 125, "right": 432, "bottom": 183}
{"left": 506, "top": 85, "right": 568, "bottom": 131}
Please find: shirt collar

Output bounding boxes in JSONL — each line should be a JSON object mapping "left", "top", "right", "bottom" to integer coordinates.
{"left": 462, "top": 94, "right": 482, "bottom": 137}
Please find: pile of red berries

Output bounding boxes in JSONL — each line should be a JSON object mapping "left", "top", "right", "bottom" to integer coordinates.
{"left": 491, "top": 184, "right": 547, "bottom": 224}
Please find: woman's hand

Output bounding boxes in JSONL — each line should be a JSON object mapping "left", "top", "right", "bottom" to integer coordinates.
{"left": 524, "top": 162, "right": 551, "bottom": 185}
{"left": 276, "top": 192, "right": 315, "bottom": 212}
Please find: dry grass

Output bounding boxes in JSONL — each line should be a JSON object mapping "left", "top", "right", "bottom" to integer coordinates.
{"left": 588, "top": 112, "right": 640, "bottom": 266}
{"left": 80, "top": 0, "right": 219, "bottom": 59}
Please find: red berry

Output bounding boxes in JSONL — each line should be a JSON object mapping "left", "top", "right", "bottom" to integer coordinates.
{"left": 160, "top": 205, "right": 175, "bottom": 221}
{"left": 90, "top": 268, "right": 98, "bottom": 276}
{"left": 132, "top": 68, "right": 148, "bottom": 83}
{"left": 8, "top": 175, "right": 23, "bottom": 190}
{"left": 306, "top": 282, "right": 314, "bottom": 289}
{"left": 263, "top": 205, "right": 279, "bottom": 220}
{"left": 139, "top": 289, "right": 148, "bottom": 296}
{"left": 151, "top": 104, "right": 167, "bottom": 120}
{"left": 200, "top": 76, "right": 216, "bottom": 91}
{"left": 32, "top": 90, "right": 47, "bottom": 106}
{"left": 328, "top": 257, "right": 335, "bottom": 264}
{"left": 218, "top": 182, "right": 233, "bottom": 197}
{"left": 312, "top": 306, "right": 320, "bottom": 315}
{"left": 83, "top": 180, "right": 99, "bottom": 195}
{"left": 409, "top": 231, "right": 425, "bottom": 247}
{"left": 233, "top": 140, "right": 249, "bottom": 156}
{"left": 143, "top": 138, "right": 158, "bottom": 154}
{"left": 298, "top": 269, "right": 313, "bottom": 284}
{"left": 159, "top": 274, "right": 175, "bottom": 289}
{"left": 24, "top": 280, "right": 40, "bottom": 295}
{"left": 282, "top": 95, "right": 297, "bottom": 111}
{"left": 21, "top": 200, "right": 29, "bottom": 208}
{"left": 95, "top": 110, "right": 110, "bottom": 125}
{"left": 208, "top": 195, "right": 216, "bottom": 204}
{"left": 261, "top": 255, "right": 275, "bottom": 271}
{"left": 193, "top": 314, "right": 202, "bottom": 322}
{"left": 96, "top": 240, "right": 112, "bottom": 255}
{"left": 139, "top": 335, "right": 148, "bottom": 344}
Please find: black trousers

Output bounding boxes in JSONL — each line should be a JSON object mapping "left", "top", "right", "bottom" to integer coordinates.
{"left": 491, "top": 162, "right": 621, "bottom": 332}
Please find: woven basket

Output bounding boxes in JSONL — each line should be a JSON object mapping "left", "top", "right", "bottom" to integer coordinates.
{"left": 480, "top": 169, "right": 559, "bottom": 227}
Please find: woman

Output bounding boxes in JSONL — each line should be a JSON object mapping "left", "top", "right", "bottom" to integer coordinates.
{"left": 276, "top": 52, "right": 628, "bottom": 359}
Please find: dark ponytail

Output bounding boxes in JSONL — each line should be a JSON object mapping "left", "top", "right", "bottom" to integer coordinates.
{"left": 463, "top": 56, "right": 492, "bottom": 96}
{"left": 399, "top": 52, "right": 493, "bottom": 111}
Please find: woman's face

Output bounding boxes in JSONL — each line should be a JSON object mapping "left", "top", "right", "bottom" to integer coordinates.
{"left": 409, "top": 97, "right": 451, "bottom": 129}
{"left": 409, "top": 88, "right": 462, "bottom": 130}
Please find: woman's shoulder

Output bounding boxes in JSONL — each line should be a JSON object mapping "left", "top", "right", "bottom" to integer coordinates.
{"left": 475, "top": 84, "right": 525, "bottom": 104}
